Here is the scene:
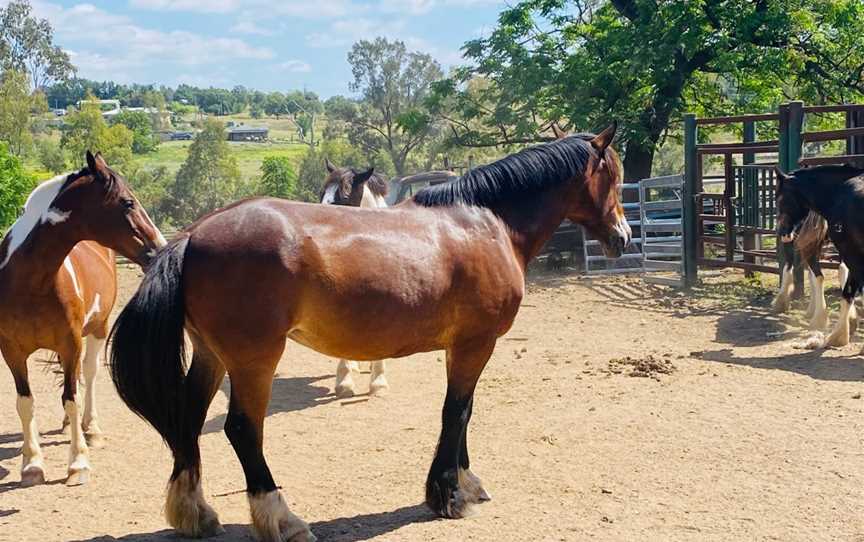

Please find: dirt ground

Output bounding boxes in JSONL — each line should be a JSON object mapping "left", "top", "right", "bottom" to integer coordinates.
{"left": 2, "top": 266, "right": 863, "bottom": 542}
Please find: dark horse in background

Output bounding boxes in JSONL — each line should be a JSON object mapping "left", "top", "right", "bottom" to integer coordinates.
{"left": 776, "top": 164, "right": 864, "bottom": 348}
{"left": 109, "top": 125, "right": 630, "bottom": 542}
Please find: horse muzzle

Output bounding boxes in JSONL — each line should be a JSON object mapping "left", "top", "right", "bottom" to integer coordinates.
{"left": 601, "top": 219, "right": 632, "bottom": 259}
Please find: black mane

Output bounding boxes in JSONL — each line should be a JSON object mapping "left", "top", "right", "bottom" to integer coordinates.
{"left": 413, "top": 135, "right": 596, "bottom": 209}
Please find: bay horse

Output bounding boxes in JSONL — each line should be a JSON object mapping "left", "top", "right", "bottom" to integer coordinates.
{"left": 320, "top": 159, "right": 390, "bottom": 397}
{"left": 0, "top": 151, "right": 165, "bottom": 486}
{"left": 772, "top": 211, "right": 850, "bottom": 330}
{"left": 109, "top": 125, "right": 630, "bottom": 542}
{"left": 775, "top": 164, "right": 864, "bottom": 348}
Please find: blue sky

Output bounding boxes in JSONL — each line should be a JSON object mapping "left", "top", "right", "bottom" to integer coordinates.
{"left": 12, "top": 0, "right": 505, "bottom": 97}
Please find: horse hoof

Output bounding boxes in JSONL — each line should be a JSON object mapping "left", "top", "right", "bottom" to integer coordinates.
{"left": 20, "top": 466, "right": 45, "bottom": 487}
{"left": 369, "top": 382, "right": 388, "bottom": 397}
{"left": 66, "top": 467, "right": 90, "bottom": 486}
{"left": 85, "top": 432, "right": 106, "bottom": 449}
{"left": 426, "top": 481, "right": 474, "bottom": 519}
{"left": 335, "top": 384, "right": 355, "bottom": 398}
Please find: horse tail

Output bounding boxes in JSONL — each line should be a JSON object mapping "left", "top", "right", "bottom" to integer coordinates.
{"left": 795, "top": 211, "right": 828, "bottom": 264}
{"left": 109, "top": 235, "right": 190, "bottom": 459}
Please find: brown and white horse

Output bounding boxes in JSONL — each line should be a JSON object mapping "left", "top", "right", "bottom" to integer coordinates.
{"left": 320, "top": 159, "right": 390, "bottom": 397}
{"left": 0, "top": 152, "right": 165, "bottom": 486}
{"left": 109, "top": 125, "right": 630, "bottom": 542}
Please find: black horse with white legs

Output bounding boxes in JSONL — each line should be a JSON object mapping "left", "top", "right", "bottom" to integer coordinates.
{"left": 776, "top": 164, "right": 864, "bottom": 348}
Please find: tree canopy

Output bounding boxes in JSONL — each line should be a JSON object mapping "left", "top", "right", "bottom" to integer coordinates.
{"left": 0, "top": 0, "right": 74, "bottom": 89}
{"left": 433, "top": 0, "right": 864, "bottom": 179}
{"left": 0, "top": 142, "right": 35, "bottom": 232}
{"left": 329, "top": 38, "right": 443, "bottom": 176}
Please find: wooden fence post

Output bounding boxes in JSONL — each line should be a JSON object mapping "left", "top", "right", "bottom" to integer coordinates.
{"left": 683, "top": 113, "right": 698, "bottom": 288}
{"left": 742, "top": 120, "right": 756, "bottom": 276}
{"left": 787, "top": 101, "right": 805, "bottom": 297}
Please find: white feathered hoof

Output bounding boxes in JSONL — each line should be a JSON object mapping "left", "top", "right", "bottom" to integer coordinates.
{"left": 249, "top": 491, "right": 316, "bottom": 542}
{"left": 369, "top": 376, "right": 389, "bottom": 397}
{"left": 84, "top": 429, "right": 106, "bottom": 449}
{"left": 165, "top": 470, "right": 224, "bottom": 538}
{"left": 334, "top": 381, "right": 355, "bottom": 399}
{"left": 458, "top": 468, "right": 492, "bottom": 503}
{"left": 809, "top": 311, "right": 829, "bottom": 332}
{"left": 771, "top": 296, "right": 790, "bottom": 314}
{"left": 66, "top": 463, "right": 90, "bottom": 487}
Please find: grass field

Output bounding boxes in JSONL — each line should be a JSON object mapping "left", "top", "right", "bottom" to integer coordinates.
{"left": 133, "top": 139, "right": 310, "bottom": 180}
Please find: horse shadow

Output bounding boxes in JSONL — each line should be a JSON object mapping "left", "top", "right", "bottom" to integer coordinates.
{"left": 700, "top": 303, "right": 864, "bottom": 382}
{"left": 202, "top": 374, "right": 339, "bottom": 435}
{"left": 65, "top": 504, "right": 436, "bottom": 542}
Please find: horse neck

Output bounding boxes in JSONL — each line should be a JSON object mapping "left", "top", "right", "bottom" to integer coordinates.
{"left": 0, "top": 218, "right": 80, "bottom": 294}
{"left": 797, "top": 177, "right": 849, "bottom": 221}
{"left": 491, "top": 188, "right": 573, "bottom": 268}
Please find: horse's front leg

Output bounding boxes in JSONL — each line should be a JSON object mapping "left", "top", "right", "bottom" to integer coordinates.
{"left": 59, "top": 338, "right": 90, "bottom": 485}
{"left": 81, "top": 335, "right": 106, "bottom": 448}
{"left": 3, "top": 344, "right": 46, "bottom": 486}
{"left": 426, "top": 336, "right": 496, "bottom": 519}
{"left": 807, "top": 263, "right": 829, "bottom": 331}
{"left": 772, "top": 244, "right": 796, "bottom": 313}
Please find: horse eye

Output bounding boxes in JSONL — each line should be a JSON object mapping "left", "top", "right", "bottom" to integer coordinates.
{"left": 122, "top": 198, "right": 135, "bottom": 210}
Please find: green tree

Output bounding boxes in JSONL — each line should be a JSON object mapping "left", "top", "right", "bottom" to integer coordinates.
{"left": 125, "top": 163, "right": 171, "bottom": 227}
{"left": 331, "top": 38, "right": 442, "bottom": 176}
{"left": 60, "top": 99, "right": 133, "bottom": 170}
{"left": 258, "top": 156, "right": 298, "bottom": 199}
{"left": 36, "top": 138, "right": 66, "bottom": 174}
{"left": 165, "top": 118, "right": 241, "bottom": 225}
{"left": 0, "top": 69, "right": 45, "bottom": 155}
{"left": 434, "top": 0, "right": 864, "bottom": 179}
{"left": 0, "top": 0, "right": 75, "bottom": 89}
{"left": 111, "top": 109, "right": 159, "bottom": 154}
{"left": 0, "top": 142, "right": 35, "bottom": 231}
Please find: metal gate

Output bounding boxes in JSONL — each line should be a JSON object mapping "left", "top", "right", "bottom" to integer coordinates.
{"left": 640, "top": 175, "right": 683, "bottom": 287}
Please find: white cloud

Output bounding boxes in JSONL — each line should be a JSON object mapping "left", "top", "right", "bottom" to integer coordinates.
{"left": 22, "top": 0, "right": 273, "bottom": 80}
{"left": 277, "top": 60, "right": 312, "bottom": 73}
{"left": 231, "top": 20, "right": 274, "bottom": 36}
{"left": 129, "top": 0, "right": 239, "bottom": 13}
{"left": 128, "top": 0, "right": 363, "bottom": 18}
{"left": 379, "top": 0, "right": 435, "bottom": 15}
{"left": 306, "top": 18, "right": 406, "bottom": 48}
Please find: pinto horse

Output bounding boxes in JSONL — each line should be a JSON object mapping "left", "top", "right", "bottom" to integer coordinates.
{"left": 0, "top": 151, "right": 165, "bottom": 486}
{"left": 319, "top": 159, "right": 390, "bottom": 397}
{"left": 109, "top": 125, "right": 630, "bottom": 542}
{"left": 776, "top": 164, "right": 864, "bottom": 348}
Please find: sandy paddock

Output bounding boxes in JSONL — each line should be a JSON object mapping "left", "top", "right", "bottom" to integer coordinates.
{"left": 1, "top": 267, "right": 863, "bottom": 541}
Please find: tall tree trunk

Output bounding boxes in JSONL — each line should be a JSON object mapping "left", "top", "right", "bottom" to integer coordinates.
{"left": 622, "top": 139, "right": 654, "bottom": 181}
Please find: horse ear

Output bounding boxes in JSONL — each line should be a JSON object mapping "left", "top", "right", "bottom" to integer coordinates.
{"left": 775, "top": 166, "right": 790, "bottom": 191}
{"left": 325, "top": 159, "right": 336, "bottom": 173}
{"left": 552, "top": 123, "right": 567, "bottom": 140}
{"left": 352, "top": 168, "right": 375, "bottom": 187}
{"left": 590, "top": 121, "right": 617, "bottom": 154}
{"left": 86, "top": 150, "right": 110, "bottom": 180}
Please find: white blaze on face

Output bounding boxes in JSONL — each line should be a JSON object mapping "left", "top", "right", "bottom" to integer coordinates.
{"left": 613, "top": 211, "right": 632, "bottom": 247}
{"left": 0, "top": 173, "right": 71, "bottom": 269}
{"left": 321, "top": 184, "right": 338, "bottom": 205}
{"left": 135, "top": 195, "right": 167, "bottom": 248}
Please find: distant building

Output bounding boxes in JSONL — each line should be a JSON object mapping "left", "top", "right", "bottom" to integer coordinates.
{"left": 226, "top": 126, "right": 268, "bottom": 142}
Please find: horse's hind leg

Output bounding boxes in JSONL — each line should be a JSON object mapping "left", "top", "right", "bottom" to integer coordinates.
{"left": 81, "top": 334, "right": 106, "bottom": 448}
{"left": 369, "top": 360, "right": 388, "bottom": 396}
{"left": 165, "top": 339, "right": 225, "bottom": 538}
{"left": 824, "top": 277, "right": 861, "bottom": 348}
{"left": 59, "top": 339, "right": 90, "bottom": 486}
{"left": 335, "top": 360, "right": 357, "bottom": 398}
{"left": 772, "top": 243, "right": 795, "bottom": 313}
{"left": 426, "top": 336, "right": 496, "bottom": 519}
{"left": 4, "top": 345, "right": 46, "bottom": 486}
{"left": 223, "top": 343, "right": 314, "bottom": 542}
